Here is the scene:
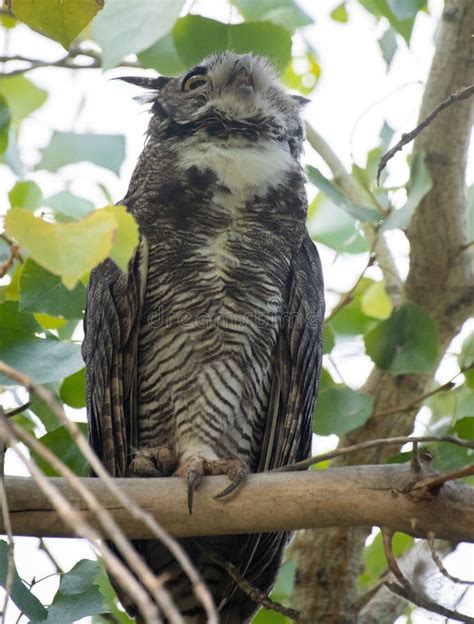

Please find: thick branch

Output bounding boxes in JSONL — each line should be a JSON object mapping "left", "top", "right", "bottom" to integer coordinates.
{"left": 1, "top": 467, "right": 473, "bottom": 542}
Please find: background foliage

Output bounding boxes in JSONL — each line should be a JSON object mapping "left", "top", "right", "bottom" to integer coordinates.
{"left": 0, "top": 0, "right": 473, "bottom": 622}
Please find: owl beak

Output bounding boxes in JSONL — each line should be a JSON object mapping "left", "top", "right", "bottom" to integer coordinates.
{"left": 228, "top": 55, "right": 254, "bottom": 91}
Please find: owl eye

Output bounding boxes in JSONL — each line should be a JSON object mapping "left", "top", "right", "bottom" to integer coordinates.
{"left": 182, "top": 73, "right": 210, "bottom": 92}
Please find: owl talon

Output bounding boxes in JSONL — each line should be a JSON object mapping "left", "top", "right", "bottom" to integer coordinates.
{"left": 187, "top": 470, "right": 200, "bottom": 514}
{"left": 214, "top": 466, "right": 247, "bottom": 500}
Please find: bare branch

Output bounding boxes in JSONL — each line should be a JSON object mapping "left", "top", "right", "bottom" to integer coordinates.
{"left": 382, "top": 529, "right": 474, "bottom": 623}
{"left": 272, "top": 434, "right": 474, "bottom": 473}
{"left": 427, "top": 532, "right": 474, "bottom": 586}
{"left": 377, "top": 84, "right": 474, "bottom": 183}
{"left": 1, "top": 464, "right": 473, "bottom": 543}
{"left": 407, "top": 463, "right": 474, "bottom": 494}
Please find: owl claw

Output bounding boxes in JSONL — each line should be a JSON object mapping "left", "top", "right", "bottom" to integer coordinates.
{"left": 214, "top": 465, "right": 247, "bottom": 500}
{"left": 187, "top": 470, "right": 200, "bottom": 515}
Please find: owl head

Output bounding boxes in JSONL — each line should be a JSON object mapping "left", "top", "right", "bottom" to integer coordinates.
{"left": 120, "top": 52, "right": 307, "bottom": 152}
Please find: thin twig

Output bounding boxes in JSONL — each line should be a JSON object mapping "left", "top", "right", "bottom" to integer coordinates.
{"left": 271, "top": 435, "right": 474, "bottom": 473}
{"left": 407, "top": 464, "right": 474, "bottom": 493}
{"left": 385, "top": 581, "right": 474, "bottom": 623}
{"left": 201, "top": 547, "right": 300, "bottom": 621}
{"left": 377, "top": 84, "right": 474, "bottom": 183}
{"left": 427, "top": 532, "right": 474, "bottom": 586}
{"left": 382, "top": 529, "right": 474, "bottom": 623}
{"left": 0, "top": 416, "right": 161, "bottom": 624}
{"left": 4, "top": 416, "right": 183, "bottom": 624}
{"left": 0, "top": 360, "right": 217, "bottom": 623}
{"left": 37, "top": 538, "right": 64, "bottom": 575}
{"left": 325, "top": 253, "right": 375, "bottom": 322}
{"left": 0, "top": 409, "right": 14, "bottom": 624}
{"left": 5, "top": 403, "right": 30, "bottom": 418}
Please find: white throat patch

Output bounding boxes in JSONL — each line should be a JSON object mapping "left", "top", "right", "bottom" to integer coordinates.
{"left": 179, "top": 140, "right": 295, "bottom": 195}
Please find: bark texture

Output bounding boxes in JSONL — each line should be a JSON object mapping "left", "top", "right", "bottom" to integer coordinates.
{"left": 2, "top": 468, "right": 474, "bottom": 540}
{"left": 292, "top": 1, "right": 474, "bottom": 621}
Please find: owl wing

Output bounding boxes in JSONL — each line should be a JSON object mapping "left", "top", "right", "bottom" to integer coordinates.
{"left": 259, "top": 231, "right": 325, "bottom": 472}
{"left": 82, "top": 241, "right": 146, "bottom": 477}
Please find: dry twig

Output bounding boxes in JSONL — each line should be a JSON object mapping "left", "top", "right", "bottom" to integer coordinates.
{"left": 382, "top": 529, "right": 474, "bottom": 623}
{"left": 0, "top": 418, "right": 161, "bottom": 624}
{"left": 0, "top": 408, "right": 14, "bottom": 624}
{"left": 407, "top": 463, "right": 474, "bottom": 494}
{"left": 377, "top": 84, "right": 474, "bottom": 183}
{"left": 0, "top": 360, "right": 217, "bottom": 623}
{"left": 427, "top": 532, "right": 474, "bottom": 586}
{"left": 272, "top": 434, "right": 474, "bottom": 473}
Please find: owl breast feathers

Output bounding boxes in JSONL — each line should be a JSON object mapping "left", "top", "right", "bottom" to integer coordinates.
{"left": 82, "top": 51, "right": 324, "bottom": 623}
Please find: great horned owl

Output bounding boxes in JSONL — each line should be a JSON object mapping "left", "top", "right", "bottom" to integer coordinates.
{"left": 82, "top": 52, "right": 324, "bottom": 623}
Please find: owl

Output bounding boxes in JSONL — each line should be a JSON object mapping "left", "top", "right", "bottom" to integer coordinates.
{"left": 82, "top": 52, "right": 324, "bottom": 623}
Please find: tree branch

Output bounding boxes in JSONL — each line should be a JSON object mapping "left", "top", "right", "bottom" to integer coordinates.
{"left": 0, "top": 465, "right": 472, "bottom": 542}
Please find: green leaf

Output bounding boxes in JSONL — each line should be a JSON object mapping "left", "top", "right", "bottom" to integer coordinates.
{"left": 387, "top": 0, "right": 425, "bottom": 20}
{"left": 455, "top": 417, "right": 474, "bottom": 440}
{"left": 92, "top": 0, "right": 185, "bottom": 69}
{"left": 10, "top": 0, "right": 103, "bottom": 49}
{"left": 431, "top": 442, "right": 472, "bottom": 472}
{"left": 360, "top": 280, "right": 392, "bottom": 320}
{"left": 20, "top": 259, "right": 86, "bottom": 319}
{"left": 314, "top": 386, "right": 373, "bottom": 435}
{"left": 307, "top": 166, "right": 382, "bottom": 222}
{"left": 322, "top": 324, "right": 335, "bottom": 354}
{"left": 44, "top": 191, "right": 94, "bottom": 222}
{"left": 0, "top": 541, "right": 47, "bottom": 620}
{"left": 308, "top": 194, "right": 370, "bottom": 254}
{"left": 103, "top": 204, "right": 139, "bottom": 272}
{"left": 8, "top": 180, "right": 42, "bottom": 210}
{"left": 31, "top": 559, "right": 109, "bottom": 623}
{"left": 92, "top": 566, "right": 134, "bottom": 624}
{"left": 459, "top": 331, "right": 474, "bottom": 371}
{"left": 60, "top": 368, "right": 86, "bottom": 409}
{"left": 381, "top": 152, "right": 432, "bottom": 231}
{"left": 331, "top": 3, "right": 349, "bottom": 22}
{"left": 0, "top": 333, "right": 83, "bottom": 385}
{"left": 328, "top": 278, "right": 379, "bottom": 336}
{"left": 31, "top": 424, "right": 89, "bottom": 477}
{"left": 378, "top": 27, "right": 397, "bottom": 68}
{"left": 138, "top": 32, "right": 186, "bottom": 75}
{"left": 29, "top": 394, "right": 62, "bottom": 431}
{"left": 360, "top": 531, "right": 413, "bottom": 588}
{"left": 0, "top": 94, "right": 10, "bottom": 154}
{"left": 0, "top": 75, "right": 47, "bottom": 126}
{"left": 173, "top": 16, "right": 292, "bottom": 73}
{"left": 282, "top": 52, "right": 320, "bottom": 95}
{"left": 0, "top": 300, "right": 41, "bottom": 334}
{"left": 232, "top": 0, "right": 313, "bottom": 29}
{"left": 358, "top": 0, "right": 418, "bottom": 43}
{"left": 364, "top": 302, "right": 439, "bottom": 374}
{"left": 38, "top": 132, "right": 125, "bottom": 174}
{"left": 5, "top": 206, "right": 127, "bottom": 289}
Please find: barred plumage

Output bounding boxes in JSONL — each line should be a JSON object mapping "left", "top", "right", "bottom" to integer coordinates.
{"left": 82, "top": 52, "right": 325, "bottom": 623}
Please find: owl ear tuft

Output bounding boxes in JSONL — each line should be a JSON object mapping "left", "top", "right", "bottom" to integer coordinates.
{"left": 292, "top": 94, "right": 311, "bottom": 107}
{"left": 115, "top": 76, "right": 170, "bottom": 90}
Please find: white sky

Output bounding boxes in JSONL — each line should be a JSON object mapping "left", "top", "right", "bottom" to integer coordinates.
{"left": 0, "top": 0, "right": 473, "bottom": 622}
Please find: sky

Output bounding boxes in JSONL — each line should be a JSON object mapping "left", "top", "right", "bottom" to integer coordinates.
{"left": 0, "top": 0, "right": 473, "bottom": 622}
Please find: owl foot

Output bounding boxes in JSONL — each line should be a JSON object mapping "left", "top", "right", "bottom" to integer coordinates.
{"left": 174, "top": 457, "right": 247, "bottom": 514}
{"left": 128, "top": 445, "right": 177, "bottom": 477}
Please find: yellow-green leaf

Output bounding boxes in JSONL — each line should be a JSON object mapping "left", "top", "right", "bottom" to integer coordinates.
{"left": 5, "top": 207, "right": 115, "bottom": 289}
{"left": 102, "top": 204, "right": 139, "bottom": 272}
{"left": 360, "top": 280, "right": 392, "bottom": 320}
{"left": 10, "top": 0, "right": 104, "bottom": 49}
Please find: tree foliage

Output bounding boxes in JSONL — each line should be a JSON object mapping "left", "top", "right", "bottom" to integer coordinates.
{"left": 0, "top": 0, "right": 473, "bottom": 622}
